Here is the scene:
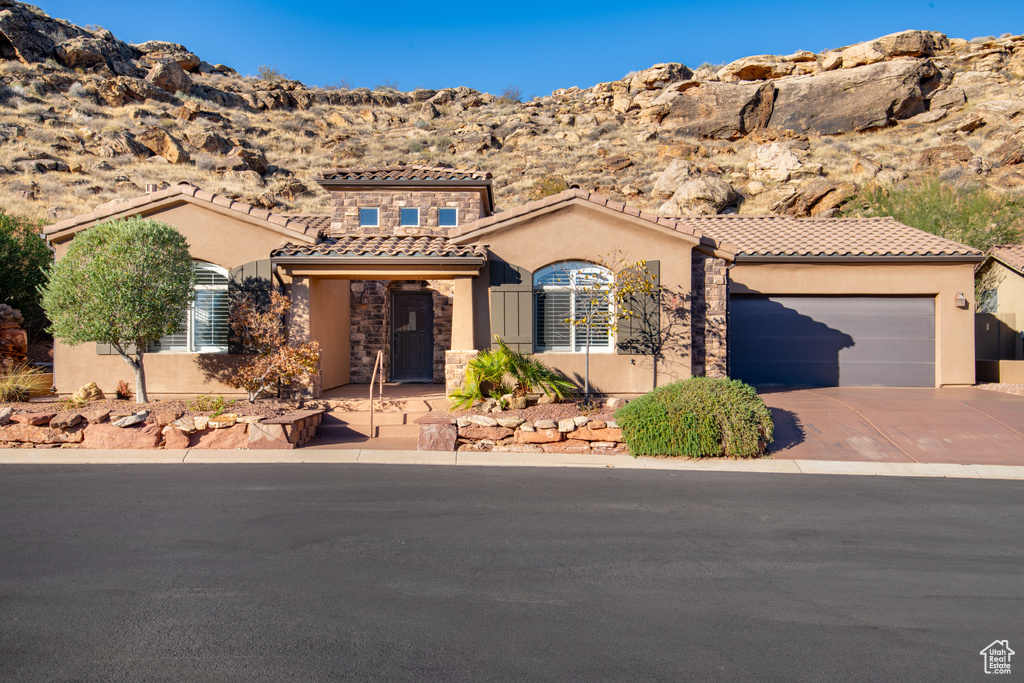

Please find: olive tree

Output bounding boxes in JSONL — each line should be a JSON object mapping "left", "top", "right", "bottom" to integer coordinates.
{"left": 41, "top": 217, "right": 195, "bottom": 403}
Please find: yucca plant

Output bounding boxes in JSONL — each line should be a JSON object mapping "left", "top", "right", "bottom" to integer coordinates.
{"left": 448, "top": 337, "right": 575, "bottom": 410}
{"left": 0, "top": 362, "right": 51, "bottom": 402}
{"left": 496, "top": 338, "right": 575, "bottom": 400}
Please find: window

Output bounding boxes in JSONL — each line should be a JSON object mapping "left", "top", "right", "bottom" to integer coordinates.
{"left": 978, "top": 289, "right": 998, "bottom": 313}
{"left": 400, "top": 207, "right": 419, "bottom": 226}
{"left": 359, "top": 208, "right": 379, "bottom": 226}
{"left": 149, "top": 262, "right": 229, "bottom": 354}
{"left": 534, "top": 261, "right": 613, "bottom": 352}
{"left": 438, "top": 208, "right": 458, "bottom": 227}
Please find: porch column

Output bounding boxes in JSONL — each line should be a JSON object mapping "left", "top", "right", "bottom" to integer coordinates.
{"left": 286, "top": 276, "right": 322, "bottom": 398}
{"left": 446, "top": 276, "right": 478, "bottom": 395}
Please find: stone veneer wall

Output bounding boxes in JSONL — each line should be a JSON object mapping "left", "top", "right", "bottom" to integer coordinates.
{"left": 348, "top": 279, "right": 453, "bottom": 384}
{"left": 691, "top": 252, "right": 729, "bottom": 378}
{"left": 444, "top": 350, "right": 478, "bottom": 395}
{"left": 330, "top": 189, "right": 485, "bottom": 237}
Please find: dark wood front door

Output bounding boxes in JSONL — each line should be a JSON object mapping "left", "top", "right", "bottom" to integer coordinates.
{"left": 391, "top": 293, "right": 434, "bottom": 382}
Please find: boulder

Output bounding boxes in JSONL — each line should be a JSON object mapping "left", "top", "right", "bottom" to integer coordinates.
{"left": 919, "top": 144, "right": 973, "bottom": 169}
{"left": 96, "top": 130, "right": 151, "bottom": 159}
{"left": 0, "top": 423, "right": 84, "bottom": 444}
{"left": 138, "top": 127, "right": 189, "bottom": 164}
{"left": 11, "top": 412, "right": 55, "bottom": 426}
{"left": 770, "top": 59, "right": 940, "bottom": 135}
{"left": 930, "top": 87, "right": 966, "bottom": 110}
{"left": 991, "top": 139, "right": 1024, "bottom": 166}
{"left": 658, "top": 175, "right": 740, "bottom": 216}
{"left": 628, "top": 63, "right": 692, "bottom": 92}
{"left": 771, "top": 178, "right": 857, "bottom": 217}
{"left": 111, "top": 411, "right": 148, "bottom": 428}
{"left": 748, "top": 142, "right": 804, "bottom": 182}
{"left": 207, "top": 413, "right": 237, "bottom": 429}
{"left": 657, "top": 81, "right": 775, "bottom": 140}
{"left": 82, "top": 423, "right": 162, "bottom": 449}
{"left": 185, "top": 129, "right": 232, "bottom": 154}
{"left": 841, "top": 30, "right": 948, "bottom": 68}
{"left": 718, "top": 55, "right": 795, "bottom": 82}
{"left": 651, "top": 159, "right": 698, "bottom": 199}
{"left": 162, "top": 426, "right": 190, "bottom": 450}
{"left": 225, "top": 147, "right": 268, "bottom": 174}
{"left": 190, "top": 424, "right": 248, "bottom": 449}
{"left": 145, "top": 61, "right": 193, "bottom": 93}
{"left": 246, "top": 422, "right": 294, "bottom": 450}
{"left": 49, "top": 412, "right": 85, "bottom": 430}
{"left": 52, "top": 36, "right": 140, "bottom": 77}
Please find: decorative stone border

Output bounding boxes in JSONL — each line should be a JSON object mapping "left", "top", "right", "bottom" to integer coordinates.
{"left": 0, "top": 406, "right": 323, "bottom": 450}
{"left": 417, "top": 413, "right": 628, "bottom": 454}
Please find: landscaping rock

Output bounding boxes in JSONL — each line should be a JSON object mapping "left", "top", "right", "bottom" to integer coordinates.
{"left": 416, "top": 419, "right": 457, "bottom": 452}
{"left": 111, "top": 411, "right": 148, "bottom": 428}
{"left": 606, "top": 397, "right": 628, "bottom": 409}
{"left": 11, "top": 412, "right": 55, "bottom": 426}
{"left": 519, "top": 422, "right": 535, "bottom": 432}
{"left": 535, "top": 419, "right": 557, "bottom": 430}
{"left": 154, "top": 410, "right": 182, "bottom": 426}
{"left": 72, "top": 382, "right": 104, "bottom": 402}
{"left": 0, "top": 423, "right": 84, "bottom": 444}
{"left": 567, "top": 426, "right": 624, "bottom": 442}
{"left": 495, "top": 416, "right": 525, "bottom": 429}
{"left": 541, "top": 440, "right": 592, "bottom": 453}
{"left": 85, "top": 410, "right": 110, "bottom": 424}
{"left": 515, "top": 428, "right": 563, "bottom": 444}
{"left": 207, "top": 413, "right": 238, "bottom": 429}
{"left": 455, "top": 417, "right": 472, "bottom": 428}
{"left": 172, "top": 416, "right": 197, "bottom": 433}
{"left": 193, "top": 415, "right": 209, "bottom": 430}
{"left": 83, "top": 423, "right": 162, "bottom": 449}
{"left": 468, "top": 415, "right": 498, "bottom": 427}
{"left": 49, "top": 412, "right": 85, "bottom": 430}
{"left": 459, "top": 425, "right": 514, "bottom": 441}
{"left": 557, "top": 418, "right": 577, "bottom": 432}
{"left": 572, "top": 415, "right": 590, "bottom": 427}
{"left": 247, "top": 422, "right": 293, "bottom": 449}
{"left": 189, "top": 424, "right": 248, "bottom": 449}
{"left": 0, "top": 407, "right": 12, "bottom": 426}
{"left": 162, "top": 426, "right": 190, "bottom": 449}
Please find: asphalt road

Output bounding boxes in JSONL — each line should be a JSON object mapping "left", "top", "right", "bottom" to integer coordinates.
{"left": 1, "top": 465, "right": 1021, "bottom": 681}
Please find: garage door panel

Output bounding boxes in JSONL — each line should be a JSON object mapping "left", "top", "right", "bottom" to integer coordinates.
{"left": 730, "top": 296, "right": 935, "bottom": 387}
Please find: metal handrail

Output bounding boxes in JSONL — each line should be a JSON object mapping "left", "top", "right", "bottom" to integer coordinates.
{"left": 368, "top": 350, "right": 384, "bottom": 439}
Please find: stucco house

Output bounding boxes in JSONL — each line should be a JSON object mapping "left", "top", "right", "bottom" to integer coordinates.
{"left": 975, "top": 244, "right": 1024, "bottom": 382}
{"left": 43, "top": 165, "right": 982, "bottom": 397}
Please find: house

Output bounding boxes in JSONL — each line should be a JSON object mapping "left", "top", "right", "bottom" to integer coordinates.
{"left": 975, "top": 244, "right": 1024, "bottom": 382}
{"left": 44, "top": 165, "right": 982, "bottom": 398}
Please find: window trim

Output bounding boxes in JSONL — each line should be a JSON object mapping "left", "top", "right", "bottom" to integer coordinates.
{"left": 149, "top": 262, "right": 230, "bottom": 355}
{"left": 399, "top": 207, "right": 420, "bottom": 227}
{"left": 438, "top": 207, "right": 458, "bottom": 227}
{"left": 359, "top": 207, "right": 380, "bottom": 227}
{"left": 533, "top": 261, "right": 614, "bottom": 353}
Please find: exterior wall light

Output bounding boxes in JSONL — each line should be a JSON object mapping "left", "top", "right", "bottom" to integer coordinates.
{"left": 955, "top": 292, "right": 969, "bottom": 309}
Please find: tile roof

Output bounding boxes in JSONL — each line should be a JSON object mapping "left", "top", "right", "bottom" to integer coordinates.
{"left": 317, "top": 165, "right": 492, "bottom": 182}
{"left": 281, "top": 214, "right": 332, "bottom": 233}
{"left": 44, "top": 183, "right": 322, "bottom": 242}
{"left": 272, "top": 235, "right": 488, "bottom": 259}
{"left": 986, "top": 244, "right": 1024, "bottom": 273}
{"left": 690, "top": 215, "right": 983, "bottom": 258}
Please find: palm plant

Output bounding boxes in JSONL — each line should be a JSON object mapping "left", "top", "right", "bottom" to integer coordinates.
{"left": 448, "top": 337, "right": 575, "bottom": 410}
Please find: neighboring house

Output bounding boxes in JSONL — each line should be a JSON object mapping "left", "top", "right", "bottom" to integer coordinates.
{"left": 44, "top": 165, "right": 982, "bottom": 398}
{"left": 975, "top": 245, "right": 1024, "bottom": 381}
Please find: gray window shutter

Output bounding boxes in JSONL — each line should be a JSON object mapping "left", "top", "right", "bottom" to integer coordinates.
{"left": 616, "top": 260, "right": 660, "bottom": 355}
{"left": 489, "top": 259, "right": 533, "bottom": 353}
{"left": 228, "top": 259, "right": 276, "bottom": 354}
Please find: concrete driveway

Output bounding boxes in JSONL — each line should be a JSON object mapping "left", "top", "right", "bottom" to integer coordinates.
{"left": 760, "top": 387, "right": 1024, "bottom": 465}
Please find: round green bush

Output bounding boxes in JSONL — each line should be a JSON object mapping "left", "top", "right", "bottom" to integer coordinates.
{"left": 614, "top": 377, "right": 774, "bottom": 458}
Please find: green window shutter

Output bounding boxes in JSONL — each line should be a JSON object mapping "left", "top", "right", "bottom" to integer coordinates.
{"left": 488, "top": 259, "right": 534, "bottom": 353}
{"left": 228, "top": 259, "right": 276, "bottom": 354}
{"left": 616, "top": 260, "right": 660, "bottom": 355}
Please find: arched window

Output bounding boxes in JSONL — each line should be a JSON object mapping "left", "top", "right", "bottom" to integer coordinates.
{"left": 534, "top": 261, "right": 613, "bottom": 352}
{"left": 149, "top": 262, "right": 229, "bottom": 353}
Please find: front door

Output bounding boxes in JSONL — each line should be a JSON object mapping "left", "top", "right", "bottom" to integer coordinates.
{"left": 391, "top": 293, "right": 434, "bottom": 382}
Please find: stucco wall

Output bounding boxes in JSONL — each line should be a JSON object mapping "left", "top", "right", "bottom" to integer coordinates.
{"left": 730, "top": 261, "right": 977, "bottom": 386}
{"left": 310, "top": 279, "right": 351, "bottom": 390}
{"left": 50, "top": 201, "right": 295, "bottom": 397}
{"left": 982, "top": 261, "right": 1024, "bottom": 334}
{"left": 471, "top": 202, "right": 702, "bottom": 394}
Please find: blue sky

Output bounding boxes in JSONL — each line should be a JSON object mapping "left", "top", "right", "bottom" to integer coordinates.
{"left": 36, "top": 0, "right": 1024, "bottom": 96}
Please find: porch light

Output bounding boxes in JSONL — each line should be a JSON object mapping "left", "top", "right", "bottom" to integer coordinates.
{"left": 955, "top": 292, "right": 969, "bottom": 309}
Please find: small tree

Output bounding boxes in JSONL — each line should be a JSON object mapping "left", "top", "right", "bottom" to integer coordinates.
{"left": 41, "top": 218, "right": 195, "bottom": 403}
{"left": 0, "top": 211, "right": 52, "bottom": 339}
{"left": 557, "top": 254, "right": 658, "bottom": 398}
{"left": 225, "top": 290, "right": 321, "bottom": 402}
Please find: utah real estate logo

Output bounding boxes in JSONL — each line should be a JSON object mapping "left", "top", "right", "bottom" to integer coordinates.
{"left": 980, "top": 640, "right": 1014, "bottom": 675}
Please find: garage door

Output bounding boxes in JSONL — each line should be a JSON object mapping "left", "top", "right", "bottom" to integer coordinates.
{"left": 730, "top": 296, "right": 935, "bottom": 387}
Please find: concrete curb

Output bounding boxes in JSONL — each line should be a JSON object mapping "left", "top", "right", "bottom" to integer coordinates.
{"left": 0, "top": 448, "right": 1022, "bottom": 479}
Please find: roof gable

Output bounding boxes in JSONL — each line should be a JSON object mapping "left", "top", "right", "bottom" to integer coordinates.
{"left": 450, "top": 189, "right": 735, "bottom": 257}
{"left": 44, "top": 184, "right": 322, "bottom": 245}
{"left": 981, "top": 244, "right": 1024, "bottom": 275}
{"left": 317, "top": 165, "right": 491, "bottom": 182}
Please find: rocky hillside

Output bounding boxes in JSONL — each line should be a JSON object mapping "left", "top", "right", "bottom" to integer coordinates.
{"left": 2, "top": 0, "right": 1024, "bottom": 223}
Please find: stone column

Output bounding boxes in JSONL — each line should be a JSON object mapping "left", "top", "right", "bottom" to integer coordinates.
{"left": 286, "top": 276, "right": 322, "bottom": 398}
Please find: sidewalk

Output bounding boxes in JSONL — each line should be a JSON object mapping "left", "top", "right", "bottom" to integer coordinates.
{"left": 1, "top": 448, "right": 1022, "bottom": 480}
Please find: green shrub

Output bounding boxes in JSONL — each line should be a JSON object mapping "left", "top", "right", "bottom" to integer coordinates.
{"left": 615, "top": 377, "right": 773, "bottom": 458}
{"left": 449, "top": 337, "right": 575, "bottom": 410}
{"left": 187, "top": 392, "right": 234, "bottom": 416}
{"left": 841, "top": 177, "right": 1024, "bottom": 251}
{"left": 0, "top": 211, "right": 52, "bottom": 339}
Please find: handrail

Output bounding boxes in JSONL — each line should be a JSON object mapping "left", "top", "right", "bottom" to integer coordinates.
{"left": 369, "top": 349, "right": 384, "bottom": 439}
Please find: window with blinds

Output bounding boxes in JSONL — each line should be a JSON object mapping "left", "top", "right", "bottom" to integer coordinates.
{"left": 148, "top": 262, "right": 229, "bottom": 354}
{"left": 534, "top": 262, "right": 613, "bottom": 352}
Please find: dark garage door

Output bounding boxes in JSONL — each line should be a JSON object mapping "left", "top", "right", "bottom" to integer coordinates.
{"left": 730, "top": 296, "right": 935, "bottom": 387}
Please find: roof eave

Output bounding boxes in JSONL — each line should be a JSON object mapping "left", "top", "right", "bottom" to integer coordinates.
{"left": 735, "top": 253, "right": 985, "bottom": 264}
{"left": 271, "top": 255, "right": 486, "bottom": 267}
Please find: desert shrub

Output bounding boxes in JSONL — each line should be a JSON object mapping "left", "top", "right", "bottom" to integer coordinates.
{"left": 535, "top": 175, "right": 569, "bottom": 198}
{"left": 115, "top": 379, "right": 132, "bottom": 401}
{"left": 187, "top": 392, "right": 233, "bottom": 416}
{"left": 0, "top": 211, "right": 52, "bottom": 339}
{"left": 257, "top": 65, "right": 287, "bottom": 83}
{"left": 842, "top": 177, "right": 1024, "bottom": 251}
{"left": 449, "top": 337, "right": 575, "bottom": 409}
{"left": 0, "top": 363, "right": 50, "bottom": 402}
{"left": 497, "top": 85, "right": 523, "bottom": 104}
{"left": 615, "top": 377, "right": 774, "bottom": 458}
